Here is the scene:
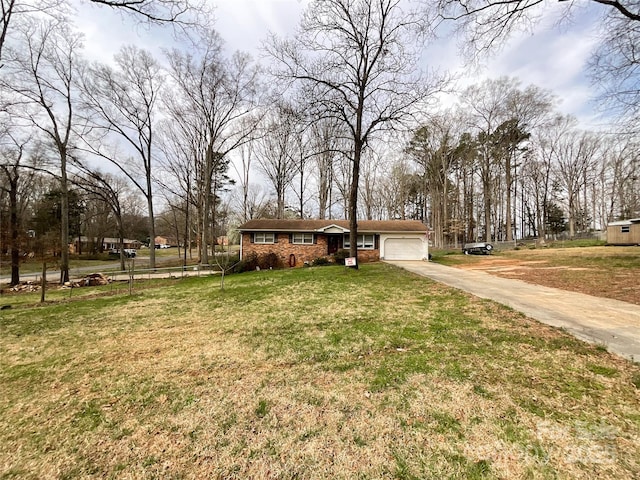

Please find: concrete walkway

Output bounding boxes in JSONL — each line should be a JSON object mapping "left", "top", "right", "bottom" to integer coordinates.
{"left": 385, "top": 260, "right": 640, "bottom": 363}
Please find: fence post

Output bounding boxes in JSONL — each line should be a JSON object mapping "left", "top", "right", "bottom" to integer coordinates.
{"left": 128, "top": 259, "right": 134, "bottom": 296}
{"left": 40, "top": 262, "right": 46, "bottom": 303}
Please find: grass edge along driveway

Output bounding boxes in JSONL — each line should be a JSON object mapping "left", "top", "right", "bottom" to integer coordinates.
{"left": 1, "top": 263, "right": 639, "bottom": 479}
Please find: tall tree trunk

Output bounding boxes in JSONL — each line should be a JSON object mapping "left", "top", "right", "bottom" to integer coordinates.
{"left": 482, "top": 166, "right": 492, "bottom": 243}
{"left": 146, "top": 177, "right": 156, "bottom": 269}
{"left": 276, "top": 176, "right": 285, "bottom": 219}
{"left": 117, "top": 217, "right": 126, "bottom": 272}
{"left": 442, "top": 170, "right": 449, "bottom": 246}
{"left": 568, "top": 193, "right": 576, "bottom": 239}
{"left": 211, "top": 177, "right": 218, "bottom": 254}
{"left": 299, "top": 163, "right": 304, "bottom": 218}
{"left": 464, "top": 170, "right": 474, "bottom": 242}
{"left": 59, "top": 149, "right": 70, "bottom": 284}
{"left": 505, "top": 151, "right": 513, "bottom": 241}
{"left": 348, "top": 140, "right": 363, "bottom": 267}
{"left": 201, "top": 194, "right": 210, "bottom": 265}
{"left": 318, "top": 157, "right": 330, "bottom": 220}
{"left": 200, "top": 146, "right": 218, "bottom": 264}
{"left": 432, "top": 190, "right": 443, "bottom": 248}
{"left": 9, "top": 178, "right": 20, "bottom": 286}
{"left": 184, "top": 193, "right": 189, "bottom": 266}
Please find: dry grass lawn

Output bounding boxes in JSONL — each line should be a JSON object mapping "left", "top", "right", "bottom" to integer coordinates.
{"left": 435, "top": 245, "right": 640, "bottom": 305}
{"left": 1, "top": 263, "right": 639, "bottom": 479}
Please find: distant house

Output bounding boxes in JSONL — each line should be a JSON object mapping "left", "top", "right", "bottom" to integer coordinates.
{"left": 607, "top": 219, "right": 640, "bottom": 245}
{"left": 238, "top": 219, "right": 428, "bottom": 267}
{"left": 71, "top": 237, "right": 141, "bottom": 254}
{"left": 154, "top": 236, "right": 177, "bottom": 247}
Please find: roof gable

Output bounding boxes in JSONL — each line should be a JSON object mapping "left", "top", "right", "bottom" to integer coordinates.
{"left": 316, "top": 224, "right": 350, "bottom": 234}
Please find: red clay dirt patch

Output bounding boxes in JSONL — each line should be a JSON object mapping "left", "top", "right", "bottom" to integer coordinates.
{"left": 452, "top": 247, "right": 640, "bottom": 305}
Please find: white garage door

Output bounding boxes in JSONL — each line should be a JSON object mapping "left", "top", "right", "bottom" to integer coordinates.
{"left": 384, "top": 238, "right": 424, "bottom": 260}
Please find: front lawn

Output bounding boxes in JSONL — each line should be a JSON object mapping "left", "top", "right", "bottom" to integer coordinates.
{"left": 1, "top": 264, "right": 639, "bottom": 479}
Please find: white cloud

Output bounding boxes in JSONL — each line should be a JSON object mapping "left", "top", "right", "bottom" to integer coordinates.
{"left": 71, "top": 0, "right": 177, "bottom": 65}
{"left": 491, "top": 25, "right": 601, "bottom": 127}
{"left": 214, "top": 0, "right": 305, "bottom": 53}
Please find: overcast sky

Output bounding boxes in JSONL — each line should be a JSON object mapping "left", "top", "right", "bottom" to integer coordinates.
{"left": 71, "top": 0, "right": 607, "bottom": 130}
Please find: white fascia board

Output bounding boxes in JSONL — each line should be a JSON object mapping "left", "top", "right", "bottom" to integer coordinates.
{"left": 316, "top": 224, "right": 350, "bottom": 233}
{"left": 372, "top": 230, "right": 428, "bottom": 234}
{"left": 608, "top": 218, "right": 640, "bottom": 226}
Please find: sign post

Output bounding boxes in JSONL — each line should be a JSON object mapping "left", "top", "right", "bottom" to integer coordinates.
{"left": 345, "top": 257, "right": 357, "bottom": 267}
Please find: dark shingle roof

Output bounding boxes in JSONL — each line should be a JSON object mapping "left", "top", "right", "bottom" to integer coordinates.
{"left": 238, "top": 219, "right": 427, "bottom": 233}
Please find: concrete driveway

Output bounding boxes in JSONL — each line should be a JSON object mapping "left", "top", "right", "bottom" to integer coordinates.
{"left": 385, "top": 260, "right": 640, "bottom": 363}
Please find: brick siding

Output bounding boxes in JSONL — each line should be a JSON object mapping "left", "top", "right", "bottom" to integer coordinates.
{"left": 242, "top": 232, "right": 380, "bottom": 267}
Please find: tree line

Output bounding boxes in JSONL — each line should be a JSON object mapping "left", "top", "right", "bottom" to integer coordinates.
{"left": 1, "top": 0, "right": 638, "bottom": 284}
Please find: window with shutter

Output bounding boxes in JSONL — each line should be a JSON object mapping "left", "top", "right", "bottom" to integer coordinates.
{"left": 292, "top": 233, "right": 314, "bottom": 244}
{"left": 254, "top": 232, "right": 275, "bottom": 244}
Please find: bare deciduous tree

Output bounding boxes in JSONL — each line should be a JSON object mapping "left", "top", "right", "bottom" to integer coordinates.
{"left": 430, "top": 0, "right": 639, "bottom": 55}
{"left": 1, "top": 0, "right": 204, "bottom": 68}
{"left": 0, "top": 0, "right": 64, "bottom": 66}
{"left": 254, "top": 104, "right": 298, "bottom": 219}
{"left": 2, "top": 18, "right": 82, "bottom": 283}
{"left": 605, "top": 138, "right": 640, "bottom": 219}
{"left": 0, "top": 125, "right": 41, "bottom": 284}
{"left": 232, "top": 127, "right": 258, "bottom": 224}
{"left": 376, "top": 157, "right": 415, "bottom": 221}
{"left": 332, "top": 150, "right": 353, "bottom": 219}
{"left": 309, "top": 118, "right": 344, "bottom": 220}
{"left": 80, "top": 44, "right": 162, "bottom": 268}
{"left": 521, "top": 114, "right": 572, "bottom": 242}
{"left": 73, "top": 166, "right": 130, "bottom": 270}
{"left": 268, "top": 0, "right": 444, "bottom": 265}
{"left": 164, "top": 32, "right": 260, "bottom": 264}
{"left": 359, "top": 148, "right": 384, "bottom": 220}
{"left": 589, "top": 4, "right": 640, "bottom": 134}
{"left": 156, "top": 119, "right": 198, "bottom": 263}
{"left": 553, "top": 129, "right": 601, "bottom": 238}
{"left": 87, "top": 0, "right": 201, "bottom": 23}
{"left": 290, "top": 114, "right": 316, "bottom": 219}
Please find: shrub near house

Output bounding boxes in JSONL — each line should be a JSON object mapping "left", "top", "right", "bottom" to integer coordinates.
{"left": 238, "top": 219, "right": 428, "bottom": 267}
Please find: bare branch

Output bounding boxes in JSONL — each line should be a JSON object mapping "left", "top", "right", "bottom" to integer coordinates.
{"left": 592, "top": 0, "right": 640, "bottom": 21}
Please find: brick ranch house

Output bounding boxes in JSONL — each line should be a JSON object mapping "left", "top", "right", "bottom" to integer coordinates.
{"left": 238, "top": 219, "right": 429, "bottom": 267}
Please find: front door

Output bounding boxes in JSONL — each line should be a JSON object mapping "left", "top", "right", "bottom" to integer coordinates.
{"left": 327, "top": 235, "right": 341, "bottom": 254}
